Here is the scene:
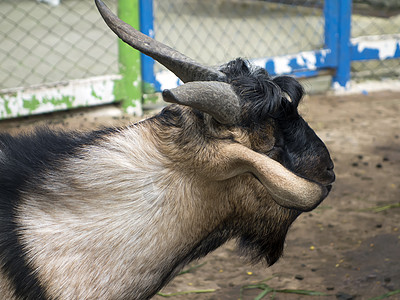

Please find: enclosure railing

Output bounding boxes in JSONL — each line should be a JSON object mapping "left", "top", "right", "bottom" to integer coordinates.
{"left": 1, "top": 0, "right": 400, "bottom": 120}
{"left": 0, "top": 0, "right": 142, "bottom": 120}
{"left": 143, "top": 0, "right": 400, "bottom": 92}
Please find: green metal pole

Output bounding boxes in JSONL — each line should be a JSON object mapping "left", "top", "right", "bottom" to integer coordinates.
{"left": 116, "top": 0, "right": 142, "bottom": 115}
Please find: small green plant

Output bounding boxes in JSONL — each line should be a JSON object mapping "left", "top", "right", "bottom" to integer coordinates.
{"left": 157, "top": 263, "right": 216, "bottom": 298}
{"left": 369, "top": 289, "right": 400, "bottom": 300}
{"left": 178, "top": 262, "right": 207, "bottom": 275}
{"left": 360, "top": 202, "right": 400, "bottom": 213}
{"left": 239, "top": 277, "right": 328, "bottom": 300}
{"left": 368, "top": 202, "right": 400, "bottom": 212}
{"left": 157, "top": 289, "right": 216, "bottom": 297}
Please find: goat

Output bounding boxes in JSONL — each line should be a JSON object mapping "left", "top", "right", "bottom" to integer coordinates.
{"left": 0, "top": 0, "right": 335, "bottom": 299}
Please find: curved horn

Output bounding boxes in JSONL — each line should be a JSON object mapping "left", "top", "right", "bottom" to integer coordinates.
{"left": 95, "top": 0, "right": 226, "bottom": 83}
{"left": 216, "top": 143, "right": 330, "bottom": 212}
{"left": 162, "top": 81, "right": 240, "bottom": 125}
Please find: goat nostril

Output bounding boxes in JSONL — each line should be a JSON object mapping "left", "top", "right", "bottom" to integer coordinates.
{"left": 326, "top": 169, "right": 336, "bottom": 184}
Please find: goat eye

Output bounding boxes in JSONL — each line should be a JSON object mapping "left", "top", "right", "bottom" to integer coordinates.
{"left": 273, "top": 144, "right": 284, "bottom": 150}
{"left": 267, "top": 145, "right": 284, "bottom": 158}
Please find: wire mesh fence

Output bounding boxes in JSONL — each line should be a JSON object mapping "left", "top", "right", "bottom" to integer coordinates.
{"left": 0, "top": 0, "right": 118, "bottom": 91}
{"left": 1, "top": 0, "right": 399, "bottom": 95}
{"left": 152, "top": 0, "right": 325, "bottom": 74}
{"left": 351, "top": 1, "right": 400, "bottom": 80}
{"left": 152, "top": 0, "right": 400, "bottom": 82}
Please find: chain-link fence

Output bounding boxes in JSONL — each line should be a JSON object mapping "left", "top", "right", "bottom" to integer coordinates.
{"left": 153, "top": 0, "right": 325, "bottom": 73}
{"left": 1, "top": 0, "right": 399, "bottom": 118}
{"left": 2, "top": 0, "right": 400, "bottom": 91}
{"left": 352, "top": 1, "right": 400, "bottom": 80}
{"left": 152, "top": 0, "right": 400, "bottom": 84}
{"left": 0, "top": 0, "right": 118, "bottom": 90}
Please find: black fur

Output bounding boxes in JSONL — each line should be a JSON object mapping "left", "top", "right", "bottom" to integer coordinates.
{"left": 0, "top": 59, "right": 334, "bottom": 299}
{"left": 152, "top": 59, "right": 333, "bottom": 270}
{"left": 0, "top": 128, "right": 112, "bottom": 300}
{"left": 220, "top": 58, "right": 333, "bottom": 184}
{"left": 217, "top": 58, "right": 334, "bottom": 264}
{"left": 220, "top": 58, "right": 304, "bottom": 124}
{"left": 148, "top": 207, "right": 299, "bottom": 299}
{"left": 235, "top": 207, "right": 300, "bottom": 265}
{"left": 152, "top": 221, "right": 233, "bottom": 300}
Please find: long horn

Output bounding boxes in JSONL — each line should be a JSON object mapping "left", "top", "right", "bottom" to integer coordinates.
{"left": 162, "top": 81, "right": 240, "bottom": 125}
{"left": 95, "top": 0, "right": 226, "bottom": 83}
{"left": 216, "top": 143, "right": 330, "bottom": 212}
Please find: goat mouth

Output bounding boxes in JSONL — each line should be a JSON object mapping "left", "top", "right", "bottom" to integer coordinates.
{"left": 318, "top": 184, "right": 333, "bottom": 204}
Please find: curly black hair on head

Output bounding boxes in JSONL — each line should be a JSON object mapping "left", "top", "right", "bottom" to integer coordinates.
{"left": 219, "top": 58, "right": 304, "bottom": 125}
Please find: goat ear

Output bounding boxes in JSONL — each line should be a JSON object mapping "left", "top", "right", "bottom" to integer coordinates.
{"left": 272, "top": 76, "right": 304, "bottom": 107}
{"left": 162, "top": 81, "right": 240, "bottom": 125}
{"left": 214, "top": 143, "right": 329, "bottom": 211}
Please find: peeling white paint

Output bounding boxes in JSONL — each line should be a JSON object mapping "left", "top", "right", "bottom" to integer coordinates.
{"left": 273, "top": 56, "right": 293, "bottom": 74}
{"left": 155, "top": 70, "right": 180, "bottom": 90}
{"left": 297, "top": 52, "right": 317, "bottom": 70}
{"left": 252, "top": 49, "right": 330, "bottom": 75}
{"left": 320, "top": 49, "right": 329, "bottom": 64}
{"left": 295, "top": 49, "right": 330, "bottom": 71}
{"left": 252, "top": 57, "right": 268, "bottom": 69}
{"left": 352, "top": 34, "right": 400, "bottom": 60}
{"left": 333, "top": 78, "right": 400, "bottom": 95}
{"left": 126, "top": 100, "right": 143, "bottom": 116}
{"left": 148, "top": 29, "right": 155, "bottom": 39}
{"left": 332, "top": 81, "right": 351, "bottom": 92}
{"left": 0, "top": 75, "right": 121, "bottom": 120}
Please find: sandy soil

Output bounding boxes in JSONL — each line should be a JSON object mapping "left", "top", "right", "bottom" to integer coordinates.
{"left": 0, "top": 90, "right": 399, "bottom": 300}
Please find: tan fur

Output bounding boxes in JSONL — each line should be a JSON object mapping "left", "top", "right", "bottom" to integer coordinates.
{"left": 12, "top": 108, "right": 327, "bottom": 299}
{"left": 0, "top": 271, "right": 17, "bottom": 300}
{"left": 150, "top": 110, "right": 326, "bottom": 210}
{"left": 215, "top": 143, "right": 326, "bottom": 210}
{"left": 16, "top": 124, "right": 234, "bottom": 299}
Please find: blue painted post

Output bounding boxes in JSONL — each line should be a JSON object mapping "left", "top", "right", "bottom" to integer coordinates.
{"left": 139, "top": 0, "right": 160, "bottom": 93}
{"left": 323, "top": 0, "right": 339, "bottom": 68}
{"left": 332, "top": 0, "right": 352, "bottom": 88}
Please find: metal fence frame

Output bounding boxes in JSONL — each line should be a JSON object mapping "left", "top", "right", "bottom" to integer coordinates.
{"left": 0, "top": 0, "right": 142, "bottom": 120}
{"left": 141, "top": 0, "right": 400, "bottom": 92}
{"left": 2, "top": 0, "right": 400, "bottom": 120}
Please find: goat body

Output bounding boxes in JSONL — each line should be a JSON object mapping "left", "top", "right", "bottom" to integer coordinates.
{"left": 0, "top": 1, "right": 335, "bottom": 299}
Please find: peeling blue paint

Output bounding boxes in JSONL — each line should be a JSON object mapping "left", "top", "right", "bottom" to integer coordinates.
{"left": 141, "top": 0, "right": 399, "bottom": 92}
{"left": 351, "top": 35, "right": 400, "bottom": 61}
{"left": 252, "top": 49, "right": 332, "bottom": 76}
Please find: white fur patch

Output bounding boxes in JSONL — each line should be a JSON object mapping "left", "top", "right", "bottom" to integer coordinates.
{"left": 15, "top": 125, "right": 219, "bottom": 299}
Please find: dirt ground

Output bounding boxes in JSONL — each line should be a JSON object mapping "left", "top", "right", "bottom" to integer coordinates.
{"left": 0, "top": 90, "right": 399, "bottom": 300}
